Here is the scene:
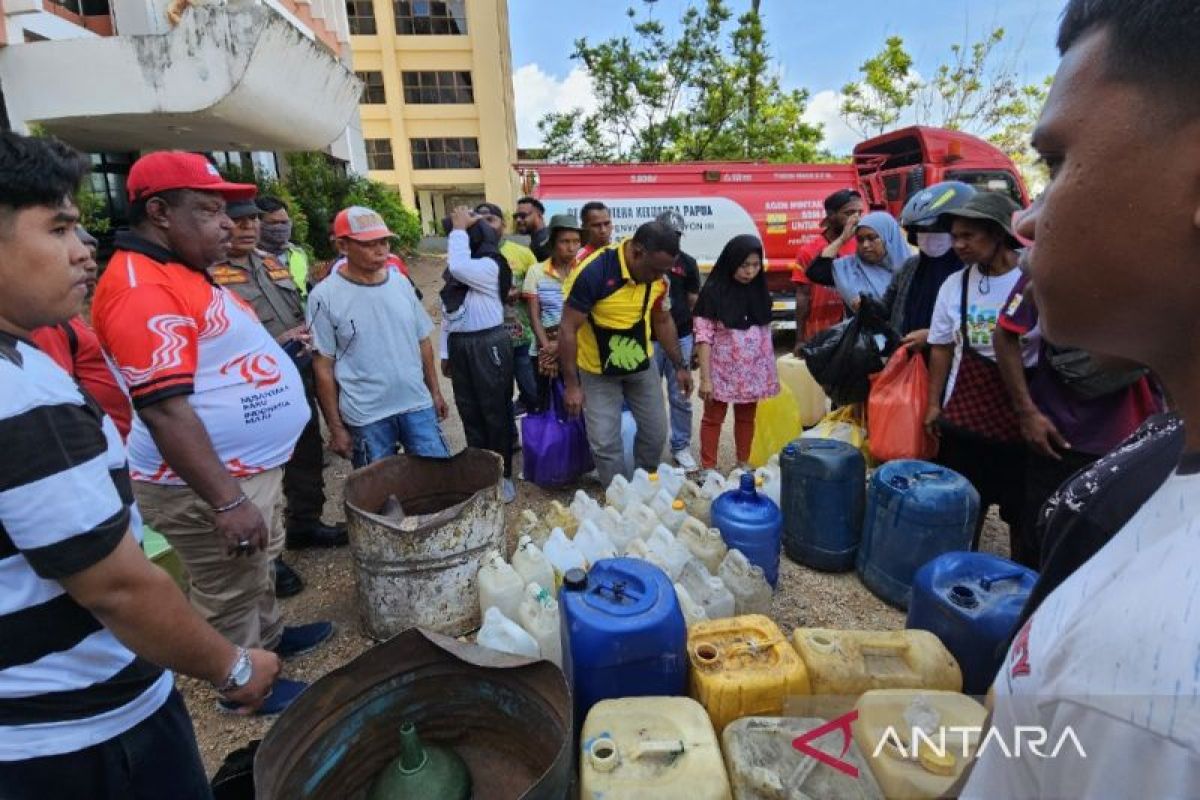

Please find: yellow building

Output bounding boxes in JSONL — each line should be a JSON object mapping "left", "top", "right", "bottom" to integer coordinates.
{"left": 350, "top": 0, "right": 519, "bottom": 232}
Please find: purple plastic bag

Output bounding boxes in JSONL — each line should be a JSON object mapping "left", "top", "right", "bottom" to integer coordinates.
{"left": 521, "top": 381, "right": 594, "bottom": 487}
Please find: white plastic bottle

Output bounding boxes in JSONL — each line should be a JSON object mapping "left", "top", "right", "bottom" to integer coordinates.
{"left": 676, "top": 518, "right": 728, "bottom": 574}
{"left": 511, "top": 535, "right": 555, "bottom": 595}
{"left": 655, "top": 463, "right": 686, "bottom": 498}
{"left": 718, "top": 548, "right": 773, "bottom": 616}
{"left": 518, "top": 509, "right": 551, "bottom": 547}
{"left": 647, "top": 526, "right": 693, "bottom": 581}
{"left": 678, "top": 558, "right": 736, "bottom": 620}
{"left": 605, "top": 474, "right": 634, "bottom": 512}
{"left": 477, "top": 606, "right": 540, "bottom": 659}
{"left": 546, "top": 500, "right": 578, "bottom": 536}
{"left": 571, "top": 489, "right": 602, "bottom": 525}
{"left": 621, "top": 502, "right": 660, "bottom": 542}
{"left": 517, "top": 582, "right": 562, "bottom": 667}
{"left": 624, "top": 538, "right": 652, "bottom": 561}
{"left": 648, "top": 488, "right": 678, "bottom": 522}
{"left": 755, "top": 464, "right": 781, "bottom": 508}
{"left": 678, "top": 479, "right": 712, "bottom": 525}
{"left": 543, "top": 527, "right": 587, "bottom": 577}
{"left": 478, "top": 551, "right": 525, "bottom": 623}
{"left": 657, "top": 498, "right": 692, "bottom": 534}
{"left": 630, "top": 468, "right": 660, "bottom": 503}
{"left": 673, "top": 582, "right": 709, "bottom": 626}
{"left": 574, "top": 519, "right": 618, "bottom": 565}
{"left": 700, "top": 471, "right": 727, "bottom": 500}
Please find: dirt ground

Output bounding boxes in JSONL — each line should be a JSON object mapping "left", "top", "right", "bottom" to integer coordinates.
{"left": 181, "top": 253, "right": 1012, "bottom": 776}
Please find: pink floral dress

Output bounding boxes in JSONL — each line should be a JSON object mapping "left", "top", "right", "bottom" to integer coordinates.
{"left": 693, "top": 317, "right": 779, "bottom": 404}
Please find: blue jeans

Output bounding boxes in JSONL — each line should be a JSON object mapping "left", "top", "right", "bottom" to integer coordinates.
{"left": 654, "top": 333, "right": 694, "bottom": 453}
{"left": 348, "top": 406, "right": 451, "bottom": 468}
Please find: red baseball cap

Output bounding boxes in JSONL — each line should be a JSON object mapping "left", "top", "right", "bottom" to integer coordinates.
{"left": 126, "top": 151, "right": 257, "bottom": 202}
{"left": 333, "top": 205, "right": 396, "bottom": 242}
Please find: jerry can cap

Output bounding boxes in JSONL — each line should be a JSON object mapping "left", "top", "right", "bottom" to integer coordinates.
{"left": 562, "top": 569, "right": 587, "bottom": 590}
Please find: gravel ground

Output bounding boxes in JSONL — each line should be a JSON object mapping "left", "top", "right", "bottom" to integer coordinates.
{"left": 182, "top": 254, "right": 1011, "bottom": 776}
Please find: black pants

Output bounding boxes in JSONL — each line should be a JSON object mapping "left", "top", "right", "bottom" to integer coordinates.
{"left": 0, "top": 690, "right": 211, "bottom": 800}
{"left": 283, "top": 363, "right": 326, "bottom": 528}
{"left": 937, "top": 429, "right": 1030, "bottom": 563}
{"left": 1022, "top": 448, "right": 1098, "bottom": 568}
{"left": 448, "top": 326, "right": 515, "bottom": 478}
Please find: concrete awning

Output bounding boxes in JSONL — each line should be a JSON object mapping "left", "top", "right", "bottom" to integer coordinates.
{"left": 0, "top": 4, "right": 361, "bottom": 152}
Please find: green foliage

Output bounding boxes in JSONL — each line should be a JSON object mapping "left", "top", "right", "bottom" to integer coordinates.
{"left": 75, "top": 185, "right": 112, "bottom": 235}
{"left": 604, "top": 335, "right": 648, "bottom": 372}
{"left": 220, "top": 153, "right": 420, "bottom": 261}
{"left": 840, "top": 36, "right": 920, "bottom": 137}
{"left": 537, "top": 0, "right": 823, "bottom": 164}
{"left": 987, "top": 76, "right": 1054, "bottom": 193}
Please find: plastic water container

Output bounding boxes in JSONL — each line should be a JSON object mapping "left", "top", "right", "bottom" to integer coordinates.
{"left": 753, "top": 464, "right": 781, "bottom": 507}
{"left": 647, "top": 526, "right": 693, "bottom": 581}
{"left": 678, "top": 479, "right": 713, "bottom": 525}
{"left": 624, "top": 538, "right": 652, "bottom": 561}
{"left": 477, "top": 606, "right": 539, "bottom": 659}
{"left": 790, "top": 628, "right": 962, "bottom": 703}
{"left": 631, "top": 468, "right": 661, "bottom": 503}
{"left": 544, "top": 528, "right": 587, "bottom": 577}
{"left": 907, "top": 551, "right": 1038, "bottom": 695}
{"left": 722, "top": 716, "right": 883, "bottom": 800}
{"left": 700, "top": 472, "right": 727, "bottom": 500}
{"left": 512, "top": 535, "right": 555, "bottom": 596}
{"left": 595, "top": 506, "right": 636, "bottom": 553}
{"left": 711, "top": 473, "right": 783, "bottom": 587}
{"left": 655, "top": 463, "right": 687, "bottom": 498}
{"left": 517, "top": 582, "right": 562, "bottom": 667}
{"left": 580, "top": 697, "right": 731, "bottom": 800}
{"left": 575, "top": 519, "right": 618, "bottom": 566}
{"left": 478, "top": 551, "right": 524, "bottom": 623}
{"left": 780, "top": 439, "right": 866, "bottom": 572}
{"left": 857, "top": 461, "right": 980, "bottom": 609}
{"left": 717, "top": 549, "right": 772, "bottom": 617}
{"left": 560, "top": 559, "right": 688, "bottom": 723}
{"left": 606, "top": 474, "right": 635, "bottom": 512}
{"left": 688, "top": 615, "right": 811, "bottom": 733}
{"left": 572, "top": 489, "right": 602, "bottom": 524}
{"left": 518, "top": 508, "right": 552, "bottom": 548}
{"left": 677, "top": 519, "right": 728, "bottom": 574}
{"left": 853, "top": 690, "right": 988, "bottom": 800}
{"left": 545, "top": 500, "right": 578, "bottom": 537}
{"left": 775, "top": 354, "right": 828, "bottom": 428}
{"left": 621, "top": 502, "right": 661, "bottom": 542}
{"left": 661, "top": 500, "right": 693, "bottom": 534}
{"left": 649, "top": 488, "right": 679, "bottom": 522}
{"left": 674, "top": 583, "right": 709, "bottom": 625}
{"left": 678, "top": 559, "right": 736, "bottom": 621}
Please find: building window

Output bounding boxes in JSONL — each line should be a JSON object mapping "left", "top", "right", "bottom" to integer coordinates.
{"left": 394, "top": 0, "right": 466, "bottom": 35}
{"left": 410, "top": 137, "right": 480, "bottom": 170}
{"left": 358, "top": 71, "right": 386, "bottom": 104}
{"left": 365, "top": 139, "right": 395, "bottom": 170}
{"left": 346, "top": 0, "right": 376, "bottom": 35}
{"left": 401, "top": 71, "right": 473, "bottom": 104}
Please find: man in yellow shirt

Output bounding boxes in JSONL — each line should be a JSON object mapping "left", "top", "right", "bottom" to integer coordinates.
{"left": 559, "top": 221, "right": 693, "bottom": 486}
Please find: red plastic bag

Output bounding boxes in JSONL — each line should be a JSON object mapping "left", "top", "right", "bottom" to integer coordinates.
{"left": 868, "top": 347, "right": 937, "bottom": 462}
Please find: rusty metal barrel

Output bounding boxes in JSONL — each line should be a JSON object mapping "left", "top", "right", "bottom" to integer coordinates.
{"left": 344, "top": 449, "right": 504, "bottom": 639}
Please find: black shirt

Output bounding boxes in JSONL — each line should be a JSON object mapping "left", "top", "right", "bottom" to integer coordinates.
{"left": 654, "top": 251, "right": 701, "bottom": 340}
{"left": 529, "top": 227, "right": 551, "bottom": 262}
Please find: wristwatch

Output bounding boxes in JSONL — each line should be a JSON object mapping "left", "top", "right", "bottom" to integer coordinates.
{"left": 216, "top": 647, "right": 252, "bottom": 694}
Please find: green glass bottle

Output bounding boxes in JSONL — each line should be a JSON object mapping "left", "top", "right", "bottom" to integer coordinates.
{"left": 366, "top": 721, "right": 471, "bottom": 800}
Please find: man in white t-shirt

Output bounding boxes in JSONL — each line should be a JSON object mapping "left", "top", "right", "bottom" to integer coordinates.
{"left": 958, "top": 0, "right": 1200, "bottom": 795}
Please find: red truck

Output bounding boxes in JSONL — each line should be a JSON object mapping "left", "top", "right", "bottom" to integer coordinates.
{"left": 522, "top": 126, "right": 1029, "bottom": 329}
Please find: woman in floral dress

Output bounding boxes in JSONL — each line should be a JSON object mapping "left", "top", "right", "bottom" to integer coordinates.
{"left": 693, "top": 234, "right": 779, "bottom": 473}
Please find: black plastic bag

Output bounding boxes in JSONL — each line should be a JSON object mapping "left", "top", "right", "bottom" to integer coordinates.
{"left": 800, "top": 297, "right": 899, "bottom": 406}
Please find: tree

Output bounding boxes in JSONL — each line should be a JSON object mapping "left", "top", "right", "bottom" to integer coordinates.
{"left": 987, "top": 76, "right": 1053, "bottom": 193}
{"left": 537, "top": 0, "right": 823, "bottom": 163}
{"left": 839, "top": 36, "right": 920, "bottom": 138}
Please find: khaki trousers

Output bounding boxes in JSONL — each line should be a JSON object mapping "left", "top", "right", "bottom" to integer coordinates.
{"left": 135, "top": 468, "right": 285, "bottom": 649}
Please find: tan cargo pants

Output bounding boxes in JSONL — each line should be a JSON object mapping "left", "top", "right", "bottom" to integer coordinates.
{"left": 135, "top": 468, "right": 285, "bottom": 650}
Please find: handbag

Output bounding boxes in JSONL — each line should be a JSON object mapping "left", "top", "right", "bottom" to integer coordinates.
{"left": 939, "top": 270, "right": 1022, "bottom": 443}
{"left": 1044, "top": 344, "right": 1148, "bottom": 400}
{"left": 520, "top": 380, "right": 594, "bottom": 487}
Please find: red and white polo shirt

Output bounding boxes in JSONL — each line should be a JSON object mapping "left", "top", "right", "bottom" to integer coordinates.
{"left": 92, "top": 234, "right": 309, "bottom": 485}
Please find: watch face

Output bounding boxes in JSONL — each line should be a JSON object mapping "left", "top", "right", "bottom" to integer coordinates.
{"left": 232, "top": 654, "right": 253, "bottom": 687}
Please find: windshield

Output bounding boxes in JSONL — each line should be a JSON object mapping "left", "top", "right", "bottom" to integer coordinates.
{"left": 946, "top": 170, "right": 1025, "bottom": 206}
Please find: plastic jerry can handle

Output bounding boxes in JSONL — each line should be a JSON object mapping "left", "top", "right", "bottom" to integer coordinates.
{"left": 631, "top": 740, "right": 685, "bottom": 761}
{"left": 978, "top": 570, "right": 1029, "bottom": 591}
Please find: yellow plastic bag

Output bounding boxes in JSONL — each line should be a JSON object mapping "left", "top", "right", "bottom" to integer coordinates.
{"left": 748, "top": 384, "right": 803, "bottom": 467}
{"left": 801, "top": 405, "right": 869, "bottom": 459}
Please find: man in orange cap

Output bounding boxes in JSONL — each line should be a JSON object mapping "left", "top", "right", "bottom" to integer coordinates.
{"left": 92, "top": 151, "right": 333, "bottom": 716}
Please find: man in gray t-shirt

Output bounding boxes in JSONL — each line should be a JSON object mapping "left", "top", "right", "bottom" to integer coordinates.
{"left": 308, "top": 205, "right": 451, "bottom": 466}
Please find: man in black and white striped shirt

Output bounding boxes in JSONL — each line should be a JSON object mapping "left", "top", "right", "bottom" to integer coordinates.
{"left": 0, "top": 134, "right": 280, "bottom": 798}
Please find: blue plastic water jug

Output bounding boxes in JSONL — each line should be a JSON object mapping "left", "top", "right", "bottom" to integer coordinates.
{"left": 907, "top": 551, "right": 1037, "bottom": 695}
{"left": 711, "top": 472, "right": 783, "bottom": 587}
{"left": 559, "top": 558, "right": 687, "bottom": 723}
{"left": 780, "top": 439, "right": 865, "bottom": 572}
{"left": 857, "top": 460, "right": 979, "bottom": 609}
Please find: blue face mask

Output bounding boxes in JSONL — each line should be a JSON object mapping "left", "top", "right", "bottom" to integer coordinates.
{"left": 259, "top": 220, "right": 293, "bottom": 251}
{"left": 917, "top": 232, "right": 953, "bottom": 258}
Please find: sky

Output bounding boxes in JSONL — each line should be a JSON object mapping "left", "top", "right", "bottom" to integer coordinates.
{"left": 508, "top": 0, "right": 1064, "bottom": 154}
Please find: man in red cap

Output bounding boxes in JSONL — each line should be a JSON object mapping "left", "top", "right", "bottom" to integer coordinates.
{"left": 308, "top": 206, "right": 449, "bottom": 466}
{"left": 92, "top": 151, "right": 333, "bottom": 715}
